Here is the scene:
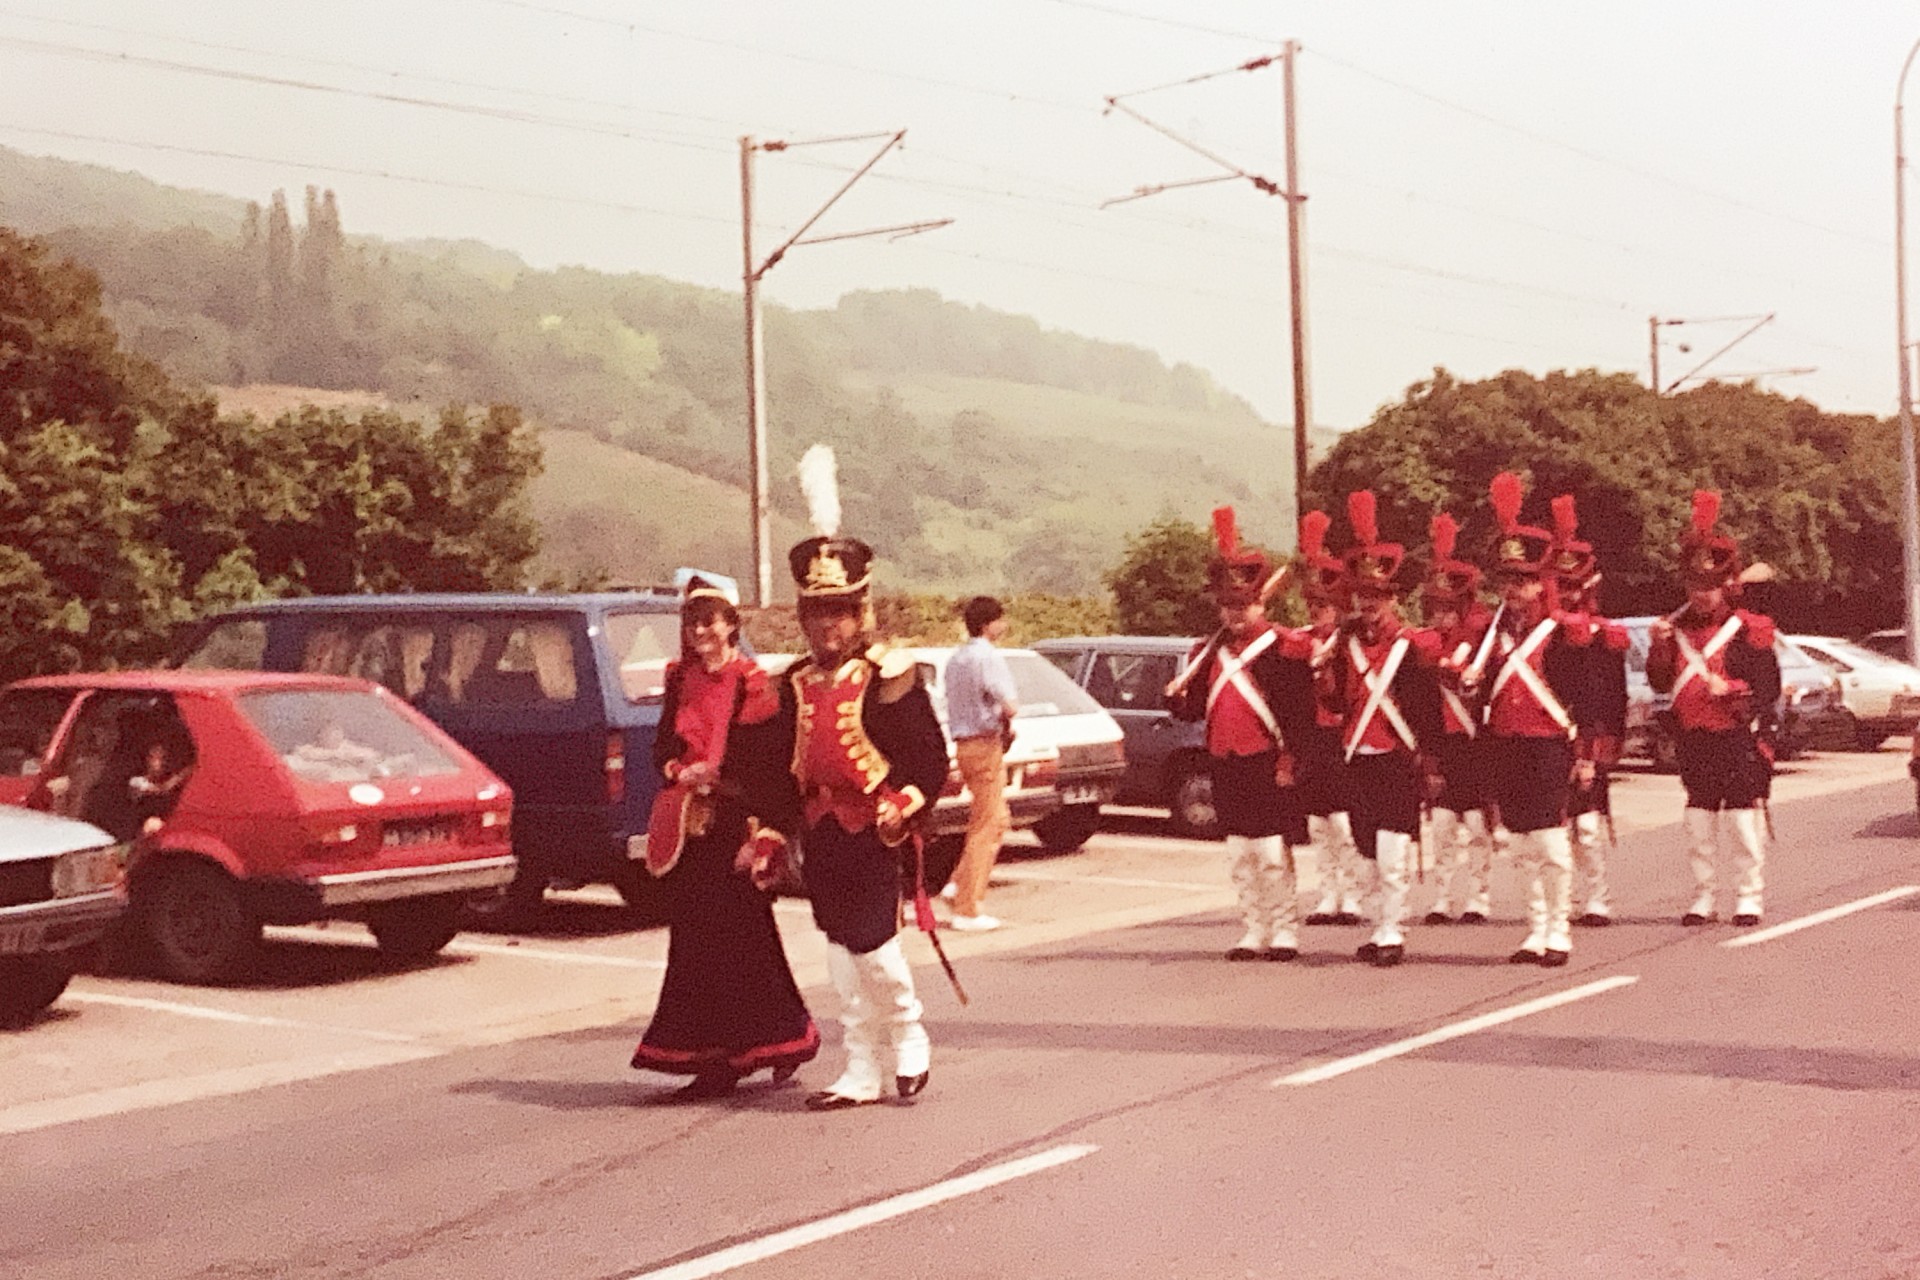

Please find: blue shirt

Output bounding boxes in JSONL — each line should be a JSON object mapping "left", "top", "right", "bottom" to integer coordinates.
{"left": 945, "top": 637, "right": 1019, "bottom": 740}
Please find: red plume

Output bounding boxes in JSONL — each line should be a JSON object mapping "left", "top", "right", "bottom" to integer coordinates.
{"left": 1490, "top": 471, "right": 1524, "bottom": 533}
{"left": 1551, "top": 494, "right": 1579, "bottom": 542}
{"left": 1430, "top": 512, "right": 1459, "bottom": 562}
{"left": 1691, "top": 489, "right": 1720, "bottom": 537}
{"left": 1347, "top": 490, "right": 1379, "bottom": 547}
{"left": 1211, "top": 506, "right": 1239, "bottom": 557}
{"left": 1300, "top": 509, "right": 1330, "bottom": 560}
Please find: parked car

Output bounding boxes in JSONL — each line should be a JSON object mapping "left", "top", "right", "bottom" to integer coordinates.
{"left": 1861, "top": 629, "right": 1909, "bottom": 663}
{"left": 0, "top": 672, "right": 516, "bottom": 982}
{"left": 1033, "top": 636, "right": 1220, "bottom": 836}
{"left": 169, "top": 591, "right": 697, "bottom": 914}
{"left": 1787, "top": 636, "right": 1920, "bottom": 750}
{"left": 0, "top": 805, "right": 128, "bottom": 1025}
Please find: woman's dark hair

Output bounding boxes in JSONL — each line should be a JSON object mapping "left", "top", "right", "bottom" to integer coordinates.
{"left": 961, "top": 595, "right": 1005, "bottom": 638}
{"left": 681, "top": 595, "right": 741, "bottom": 652}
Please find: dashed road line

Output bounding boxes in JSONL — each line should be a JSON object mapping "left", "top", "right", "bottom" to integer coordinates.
{"left": 62, "top": 991, "right": 422, "bottom": 1043}
{"left": 1273, "top": 975, "right": 1641, "bottom": 1087}
{"left": 1719, "top": 885, "right": 1920, "bottom": 950}
{"left": 623, "top": 1144, "right": 1099, "bottom": 1280}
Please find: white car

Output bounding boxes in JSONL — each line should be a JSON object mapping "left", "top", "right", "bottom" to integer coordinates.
{"left": 0, "top": 805, "right": 128, "bottom": 1025}
{"left": 1789, "top": 635, "right": 1920, "bottom": 750}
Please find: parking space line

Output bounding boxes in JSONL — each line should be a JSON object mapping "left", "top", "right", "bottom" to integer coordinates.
{"left": 63, "top": 992, "right": 422, "bottom": 1043}
{"left": 268, "top": 925, "right": 668, "bottom": 970}
{"left": 1272, "top": 975, "right": 1641, "bottom": 1087}
{"left": 623, "top": 1143, "right": 1099, "bottom": 1280}
{"left": 1719, "top": 885, "right": 1920, "bottom": 950}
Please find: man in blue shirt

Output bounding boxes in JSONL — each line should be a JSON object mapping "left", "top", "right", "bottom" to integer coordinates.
{"left": 943, "top": 596, "right": 1021, "bottom": 930}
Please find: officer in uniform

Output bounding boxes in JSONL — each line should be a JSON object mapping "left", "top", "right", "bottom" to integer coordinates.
{"left": 1478, "top": 473, "right": 1595, "bottom": 967}
{"left": 1325, "top": 491, "right": 1444, "bottom": 967}
{"left": 1295, "top": 510, "right": 1367, "bottom": 928}
{"left": 753, "top": 446, "right": 951, "bottom": 1111}
{"left": 1169, "top": 507, "right": 1317, "bottom": 961}
{"left": 1549, "top": 494, "right": 1630, "bottom": 928}
{"left": 1645, "top": 491, "right": 1780, "bottom": 927}
{"left": 1420, "top": 512, "right": 1498, "bottom": 926}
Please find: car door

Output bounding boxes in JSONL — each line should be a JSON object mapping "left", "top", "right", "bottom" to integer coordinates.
{"left": 1084, "top": 648, "right": 1179, "bottom": 804}
{"left": 0, "top": 688, "right": 83, "bottom": 807}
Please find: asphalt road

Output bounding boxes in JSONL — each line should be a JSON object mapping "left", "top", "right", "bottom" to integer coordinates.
{"left": 5, "top": 753, "right": 1918, "bottom": 1280}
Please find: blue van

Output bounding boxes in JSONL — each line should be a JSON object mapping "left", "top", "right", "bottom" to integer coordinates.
{"left": 170, "top": 593, "right": 691, "bottom": 914}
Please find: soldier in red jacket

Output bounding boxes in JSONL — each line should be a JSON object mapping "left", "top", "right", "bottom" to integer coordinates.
{"left": 1294, "top": 510, "right": 1367, "bottom": 928}
{"left": 1645, "top": 491, "right": 1781, "bottom": 926}
{"left": 1420, "top": 513, "right": 1499, "bottom": 925}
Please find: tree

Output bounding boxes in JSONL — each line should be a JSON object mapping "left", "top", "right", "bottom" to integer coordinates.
{"left": 1106, "top": 515, "right": 1218, "bottom": 636}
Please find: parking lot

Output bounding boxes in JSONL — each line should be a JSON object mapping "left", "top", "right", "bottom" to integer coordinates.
{"left": 3, "top": 742, "right": 1911, "bottom": 1139}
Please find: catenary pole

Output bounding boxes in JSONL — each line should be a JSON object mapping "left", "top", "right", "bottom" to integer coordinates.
{"left": 740, "top": 136, "right": 771, "bottom": 608}
{"left": 1896, "top": 38, "right": 1920, "bottom": 663}
{"left": 1282, "top": 41, "right": 1311, "bottom": 527}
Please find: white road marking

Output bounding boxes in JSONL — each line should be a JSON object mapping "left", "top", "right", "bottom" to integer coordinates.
{"left": 1273, "top": 975, "right": 1641, "bottom": 1087}
{"left": 624, "top": 1144, "right": 1099, "bottom": 1280}
{"left": 1719, "top": 885, "right": 1920, "bottom": 950}
{"left": 62, "top": 992, "right": 422, "bottom": 1043}
{"left": 994, "top": 868, "right": 1218, "bottom": 892}
{"left": 268, "top": 924, "right": 667, "bottom": 970}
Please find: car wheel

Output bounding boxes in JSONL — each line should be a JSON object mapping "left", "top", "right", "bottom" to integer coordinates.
{"left": 464, "top": 866, "right": 547, "bottom": 928}
{"left": 366, "top": 896, "right": 465, "bottom": 960}
{"left": 1169, "top": 766, "right": 1220, "bottom": 838}
{"left": 1033, "top": 804, "right": 1101, "bottom": 854}
{"left": 0, "top": 955, "right": 74, "bottom": 1026}
{"left": 607, "top": 860, "right": 667, "bottom": 920}
{"left": 1648, "top": 722, "right": 1679, "bottom": 774}
{"left": 139, "top": 859, "right": 260, "bottom": 984}
{"left": 1855, "top": 725, "right": 1889, "bottom": 752}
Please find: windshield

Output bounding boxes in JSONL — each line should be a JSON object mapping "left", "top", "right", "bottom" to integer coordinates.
{"left": 924, "top": 651, "right": 1104, "bottom": 720}
{"left": 240, "top": 690, "right": 460, "bottom": 784}
{"left": 603, "top": 609, "right": 680, "bottom": 704}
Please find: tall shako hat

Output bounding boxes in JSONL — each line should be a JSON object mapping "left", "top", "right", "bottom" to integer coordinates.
{"left": 1207, "top": 506, "right": 1271, "bottom": 608}
{"left": 1421, "top": 511, "right": 1481, "bottom": 608}
{"left": 1298, "top": 509, "right": 1348, "bottom": 606}
{"left": 1680, "top": 488, "right": 1741, "bottom": 589}
{"left": 1549, "top": 494, "right": 1599, "bottom": 593}
{"left": 1488, "top": 471, "right": 1554, "bottom": 577}
{"left": 787, "top": 444, "right": 875, "bottom": 600}
{"left": 1340, "top": 490, "right": 1404, "bottom": 594}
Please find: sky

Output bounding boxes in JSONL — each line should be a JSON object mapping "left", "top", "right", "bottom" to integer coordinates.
{"left": 0, "top": 0, "right": 1912, "bottom": 431}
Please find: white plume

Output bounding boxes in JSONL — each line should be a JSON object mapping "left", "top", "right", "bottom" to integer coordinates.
{"left": 797, "top": 444, "right": 841, "bottom": 537}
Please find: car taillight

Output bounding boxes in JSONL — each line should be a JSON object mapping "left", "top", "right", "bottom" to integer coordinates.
{"left": 606, "top": 732, "right": 627, "bottom": 804}
{"left": 314, "top": 823, "right": 362, "bottom": 847}
{"left": 1026, "top": 758, "right": 1060, "bottom": 789}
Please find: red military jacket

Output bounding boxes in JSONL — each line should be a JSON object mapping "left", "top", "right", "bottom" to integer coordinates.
{"left": 1326, "top": 614, "right": 1444, "bottom": 759}
{"left": 1483, "top": 607, "right": 1589, "bottom": 741}
{"left": 1171, "top": 624, "right": 1316, "bottom": 763}
{"left": 1430, "top": 602, "right": 1496, "bottom": 738}
{"left": 1647, "top": 607, "right": 1780, "bottom": 733}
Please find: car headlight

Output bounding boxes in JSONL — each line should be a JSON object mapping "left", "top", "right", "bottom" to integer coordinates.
{"left": 51, "top": 845, "right": 126, "bottom": 898}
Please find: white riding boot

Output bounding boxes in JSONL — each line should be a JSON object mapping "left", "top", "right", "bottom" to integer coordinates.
{"left": 1329, "top": 812, "right": 1365, "bottom": 916}
{"left": 1371, "top": 831, "right": 1412, "bottom": 949}
{"left": 1572, "top": 811, "right": 1610, "bottom": 921}
{"left": 1536, "top": 824, "right": 1575, "bottom": 957}
{"left": 1227, "top": 836, "right": 1265, "bottom": 955}
{"left": 868, "top": 936, "right": 930, "bottom": 1092}
{"left": 1731, "top": 807, "right": 1767, "bottom": 922}
{"left": 1254, "top": 836, "right": 1299, "bottom": 951}
{"left": 1427, "top": 808, "right": 1463, "bottom": 916}
{"left": 1514, "top": 831, "right": 1548, "bottom": 956}
{"left": 1684, "top": 807, "right": 1719, "bottom": 920}
{"left": 1460, "top": 809, "right": 1494, "bottom": 918}
{"left": 819, "top": 943, "right": 882, "bottom": 1103}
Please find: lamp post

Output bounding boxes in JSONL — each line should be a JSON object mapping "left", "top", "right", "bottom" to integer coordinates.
{"left": 1896, "top": 37, "right": 1920, "bottom": 664}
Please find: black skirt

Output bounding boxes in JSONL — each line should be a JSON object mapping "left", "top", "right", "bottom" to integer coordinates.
{"left": 1345, "top": 750, "right": 1423, "bottom": 857}
{"left": 1292, "top": 724, "right": 1353, "bottom": 818}
{"left": 1432, "top": 732, "right": 1492, "bottom": 814}
{"left": 1209, "top": 750, "right": 1308, "bottom": 843}
{"left": 1485, "top": 735, "right": 1574, "bottom": 834}
{"left": 1676, "top": 728, "right": 1771, "bottom": 810}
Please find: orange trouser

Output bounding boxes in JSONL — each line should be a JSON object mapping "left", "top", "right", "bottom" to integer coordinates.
{"left": 951, "top": 735, "right": 1010, "bottom": 916}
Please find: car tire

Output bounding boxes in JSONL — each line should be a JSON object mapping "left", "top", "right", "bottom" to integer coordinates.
{"left": 464, "top": 866, "right": 547, "bottom": 928}
{"left": 1168, "top": 765, "right": 1221, "bottom": 839}
{"left": 0, "top": 955, "right": 74, "bottom": 1026}
{"left": 1855, "top": 724, "right": 1889, "bottom": 752}
{"left": 1033, "top": 804, "right": 1101, "bottom": 854}
{"left": 1648, "top": 722, "right": 1679, "bottom": 774}
{"left": 366, "top": 896, "right": 465, "bottom": 960}
{"left": 139, "top": 858, "right": 260, "bottom": 984}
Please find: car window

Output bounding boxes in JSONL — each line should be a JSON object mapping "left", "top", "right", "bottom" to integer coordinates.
{"left": 1004, "top": 653, "right": 1104, "bottom": 718}
{"left": 445, "top": 618, "right": 581, "bottom": 707}
{"left": 49, "top": 692, "right": 196, "bottom": 841}
{"left": 1800, "top": 645, "right": 1851, "bottom": 674}
{"left": 1039, "top": 649, "right": 1080, "bottom": 678}
{"left": 1087, "top": 652, "right": 1176, "bottom": 713}
{"left": 178, "top": 619, "right": 268, "bottom": 670}
{"left": 301, "top": 622, "right": 437, "bottom": 701}
{"left": 0, "top": 689, "right": 80, "bottom": 778}
{"left": 241, "top": 689, "right": 459, "bottom": 783}
{"left": 603, "top": 609, "right": 680, "bottom": 704}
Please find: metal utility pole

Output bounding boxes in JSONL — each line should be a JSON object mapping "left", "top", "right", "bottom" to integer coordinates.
{"left": 1101, "top": 45, "right": 1310, "bottom": 530}
{"left": 738, "top": 130, "right": 952, "bottom": 606}
{"left": 1647, "top": 313, "right": 1780, "bottom": 395}
{"left": 1648, "top": 315, "right": 1661, "bottom": 397}
{"left": 1897, "top": 37, "right": 1920, "bottom": 663}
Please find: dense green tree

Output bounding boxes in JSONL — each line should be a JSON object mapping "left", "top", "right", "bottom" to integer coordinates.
{"left": 1105, "top": 515, "right": 1219, "bottom": 636}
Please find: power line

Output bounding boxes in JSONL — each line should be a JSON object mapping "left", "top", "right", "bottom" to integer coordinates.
{"left": 1030, "top": 0, "right": 1275, "bottom": 45}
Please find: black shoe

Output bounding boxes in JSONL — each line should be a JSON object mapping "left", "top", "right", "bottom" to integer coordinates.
{"left": 896, "top": 1071, "right": 929, "bottom": 1099}
{"left": 1355, "top": 941, "right": 1379, "bottom": 963}
{"left": 1732, "top": 913, "right": 1761, "bottom": 927}
{"left": 1264, "top": 946, "right": 1299, "bottom": 962}
{"left": 770, "top": 1064, "right": 799, "bottom": 1084}
{"left": 1226, "top": 945, "right": 1262, "bottom": 961}
{"left": 1334, "top": 912, "right": 1365, "bottom": 926}
{"left": 1576, "top": 912, "right": 1612, "bottom": 928}
{"left": 1509, "top": 948, "right": 1543, "bottom": 965}
{"left": 805, "top": 1090, "right": 879, "bottom": 1111}
{"left": 1305, "top": 911, "right": 1336, "bottom": 925}
{"left": 1423, "top": 911, "right": 1452, "bottom": 925}
{"left": 1458, "top": 910, "right": 1488, "bottom": 925}
{"left": 673, "top": 1072, "right": 739, "bottom": 1101}
{"left": 1539, "top": 949, "right": 1570, "bottom": 968}
{"left": 1371, "top": 944, "right": 1405, "bottom": 967}
{"left": 1681, "top": 912, "right": 1711, "bottom": 927}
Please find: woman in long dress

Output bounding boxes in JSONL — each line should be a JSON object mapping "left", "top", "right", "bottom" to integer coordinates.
{"left": 630, "top": 580, "right": 819, "bottom": 1098}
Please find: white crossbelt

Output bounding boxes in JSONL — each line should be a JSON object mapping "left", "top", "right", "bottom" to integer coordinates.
{"left": 1671, "top": 614, "right": 1745, "bottom": 700}
{"left": 1207, "top": 628, "right": 1282, "bottom": 745}
{"left": 1441, "top": 638, "right": 1478, "bottom": 739}
{"left": 1345, "top": 635, "right": 1416, "bottom": 761}
{"left": 1489, "top": 618, "right": 1574, "bottom": 738}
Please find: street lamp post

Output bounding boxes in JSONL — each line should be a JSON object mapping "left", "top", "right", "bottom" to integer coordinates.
{"left": 1896, "top": 37, "right": 1920, "bottom": 664}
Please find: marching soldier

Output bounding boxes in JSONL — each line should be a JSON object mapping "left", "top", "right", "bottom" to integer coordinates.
{"left": 1478, "top": 473, "right": 1595, "bottom": 967}
{"left": 1420, "top": 513, "right": 1498, "bottom": 926}
{"left": 1169, "top": 507, "right": 1317, "bottom": 961}
{"left": 1549, "top": 494, "right": 1630, "bottom": 927}
{"left": 753, "top": 445, "right": 952, "bottom": 1111}
{"left": 1295, "top": 510, "right": 1367, "bottom": 928}
{"left": 1645, "top": 491, "right": 1781, "bottom": 927}
{"left": 1324, "top": 491, "right": 1445, "bottom": 967}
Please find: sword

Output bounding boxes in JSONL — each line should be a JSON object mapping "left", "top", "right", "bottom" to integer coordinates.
{"left": 908, "top": 835, "right": 969, "bottom": 1005}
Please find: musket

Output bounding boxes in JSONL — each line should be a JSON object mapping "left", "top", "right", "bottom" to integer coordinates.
{"left": 1164, "top": 562, "right": 1296, "bottom": 700}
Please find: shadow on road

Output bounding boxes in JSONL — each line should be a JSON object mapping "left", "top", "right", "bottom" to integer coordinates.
{"left": 463, "top": 898, "right": 665, "bottom": 940}
{"left": 1856, "top": 811, "right": 1919, "bottom": 840}
{"left": 450, "top": 1075, "right": 806, "bottom": 1112}
{"left": 1420, "top": 1031, "right": 1920, "bottom": 1094}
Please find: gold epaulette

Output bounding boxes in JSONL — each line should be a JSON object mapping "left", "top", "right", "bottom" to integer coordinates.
{"left": 866, "top": 643, "right": 919, "bottom": 703}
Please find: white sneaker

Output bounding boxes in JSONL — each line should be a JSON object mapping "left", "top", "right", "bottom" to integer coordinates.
{"left": 947, "top": 913, "right": 1001, "bottom": 932}
{"left": 939, "top": 882, "right": 957, "bottom": 901}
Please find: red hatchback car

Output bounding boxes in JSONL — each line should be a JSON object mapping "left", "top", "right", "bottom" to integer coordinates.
{"left": 0, "top": 671, "right": 516, "bottom": 982}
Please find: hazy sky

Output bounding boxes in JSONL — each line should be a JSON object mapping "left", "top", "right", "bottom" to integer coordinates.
{"left": 0, "top": 0, "right": 1912, "bottom": 429}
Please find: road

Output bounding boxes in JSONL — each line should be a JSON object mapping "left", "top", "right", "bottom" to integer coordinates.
{"left": 4, "top": 747, "right": 1918, "bottom": 1279}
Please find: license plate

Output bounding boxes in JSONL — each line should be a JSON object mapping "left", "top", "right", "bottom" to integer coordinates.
{"left": 1059, "top": 786, "right": 1103, "bottom": 805}
{"left": 383, "top": 820, "right": 455, "bottom": 849}
{"left": 0, "top": 922, "right": 47, "bottom": 955}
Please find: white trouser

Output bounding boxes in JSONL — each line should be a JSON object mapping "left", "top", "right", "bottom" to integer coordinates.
{"left": 822, "top": 937, "right": 927, "bottom": 1101}
{"left": 1371, "top": 830, "right": 1413, "bottom": 947}
{"left": 1571, "top": 811, "right": 1609, "bottom": 917}
{"left": 1228, "top": 835, "right": 1299, "bottom": 949}
{"left": 1309, "top": 812, "right": 1363, "bottom": 915}
{"left": 1516, "top": 826, "right": 1574, "bottom": 954}
{"left": 1429, "top": 808, "right": 1493, "bottom": 916}
{"left": 1686, "top": 806, "right": 1767, "bottom": 917}
{"left": 869, "top": 936, "right": 930, "bottom": 1080}
{"left": 823, "top": 943, "right": 881, "bottom": 1102}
